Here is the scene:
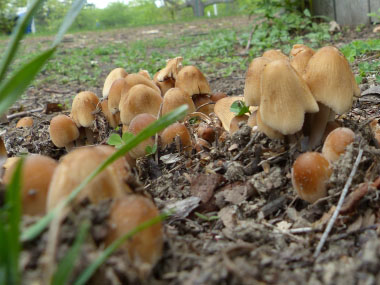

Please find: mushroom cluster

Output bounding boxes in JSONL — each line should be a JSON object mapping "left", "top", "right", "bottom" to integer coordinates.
{"left": 243, "top": 45, "right": 360, "bottom": 148}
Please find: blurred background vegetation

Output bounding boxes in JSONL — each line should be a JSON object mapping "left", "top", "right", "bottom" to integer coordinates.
{"left": 0, "top": 0, "right": 312, "bottom": 34}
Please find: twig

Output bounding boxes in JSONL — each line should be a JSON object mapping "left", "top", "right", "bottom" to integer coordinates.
{"left": 6, "top": 107, "right": 44, "bottom": 120}
{"left": 232, "top": 132, "right": 256, "bottom": 161}
{"left": 195, "top": 101, "right": 215, "bottom": 112}
{"left": 289, "top": 227, "right": 314, "bottom": 234}
{"left": 313, "top": 147, "right": 364, "bottom": 258}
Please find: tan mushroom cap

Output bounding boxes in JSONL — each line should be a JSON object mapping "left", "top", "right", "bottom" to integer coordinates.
{"left": 260, "top": 59, "right": 319, "bottom": 135}
{"left": 47, "top": 145, "right": 132, "bottom": 210}
{"left": 214, "top": 96, "right": 254, "bottom": 133}
{"left": 153, "top": 74, "right": 175, "bottom": 97}
{"left": 3, "top": 154, "right": 58, "bottom": 215}
{"left": 16, "top": 117, "right": 34, "bottom": 128}
{"left": 175, "top": 66, "right": 211, "bottom": 96}
{"left": 304, "top": 46, "right": 360, "bottom": 115}
{"left": 162, "top": 88, "right": 195, "bottom": 118}
{"left": 193, "top": 94, "right": 214, "bottom": 115}
{"left": 108, "top": 78, "right": 128, "bottom": 115}
{"left": 292, "top": 152, "right": 332, "bottom": 203}
{"left": 262, "top": 49, "right": 288, "bottom": 61}
{"left": 138, "top": 69, "right": 151, "bottom": 80}
{"left": 256, "top": 108, "right": 284, "bottom": 139}
{"left": 230, "top": 115, "right": 249, "bottom": 134}
{"left": 70, "top": 91, "right": 100, "bottom": 128}
{"left": 128, "top": 113, "right": 157, "bottom": 159}
{"left": 290, "top": 44, "right": 315, "bottom": 75}
{"left": 244, "top": 57, "right": 272, "bottom": 106}
{"left": 0, "top": 136, "right": 7, "bottom": 157}
{"left": 161, "top": 123, "right": 192, "bottom": 151}
{"left": 155, "top": 56, "right": 183, "bottom": 81}
{"left": 49, "top": 114, "right": 80, "bottom": 148}
{"left": 124, "top": 73, "right": 161, "bottom": 97}
{"left": 106, "top": 195, "right": 163, "bottom": 273}
{"left": 101, "top": 99, "right": 120, "bottom": 129}
{"left": 119, "top": 84, "right": 163, "bottom": 126}
{"left": 322, "top": 127, "right": 355, "bottom": 162}
{"left": 102, "top": 67, "right": 128, "bottom": 98}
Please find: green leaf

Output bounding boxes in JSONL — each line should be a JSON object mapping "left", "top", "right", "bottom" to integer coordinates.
{"left": 0, "top": 158, "right": 24, "bottom": 284}
{"left": 0, "top": 0, "right": 45, "bottom": 81}
{"left": 74, "top": 213, "right": 169, "bottom": 285}
{"left": 52, "top": 221, "right": 90, "bottom": 285}
{"left": 52, "top": 0, "right": 86, "bottom": 47}
{"left": 230, "top": 100, "right": 250, "bottom": 116}
{"left": 0, "top": 48, "right": 56, "bottom": 117}
{"left": 21, "top": 105, "right": 188, "bottom": 242}
{"left": 145, "top": 143, "right": 157, "bottom": 155}
{"left": 121, "top": 132, "right": 134, "bottom": 142}
{"left": 303, "top": 9, "right": 311, "bottom": 18}
{"left": 107, "top": 133, "right": 124, "bottom": 148}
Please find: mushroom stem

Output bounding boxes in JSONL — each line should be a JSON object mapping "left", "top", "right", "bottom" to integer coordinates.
{"left": 65, "top": 142, "right": 75, "bottom": 152}
{"left": 308, "top": 103, "right": 331, "bottom": 149}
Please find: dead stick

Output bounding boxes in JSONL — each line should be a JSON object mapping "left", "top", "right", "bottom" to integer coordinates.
{"left": 313, "top": 147, "right": 363, "bottom": 258}
{"left": 6, "top": 107, "right": 44, "bottom": 120}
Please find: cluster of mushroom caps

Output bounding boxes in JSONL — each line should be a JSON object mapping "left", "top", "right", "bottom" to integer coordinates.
{"left": 240, "top": 44, "right": 361, "bottom": 203}
{"left": 1, "top": 58, "right": 228, "bottom": 275}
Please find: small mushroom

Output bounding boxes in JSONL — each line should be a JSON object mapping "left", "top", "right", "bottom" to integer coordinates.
{"left": 175, "top": 66, "right": 211, "bottom": 97}
{"left": 124, "top": 73, "right": 161, "bottom": 97}
{"left": 260, "top": 59, "right": 319, "bottom": 136}
{"left": 70, "top": 91, "right": 100, "bottom": 145}
{"left": 16, "top": 116, "right": 33, "bottom": 128}
{"left": 49, "top": 114, "right": 80, "bottom": 151}
{"left": 292, "top": 152, "right": 332, "bottom": 203}
{"left": 322, "top": 127, "right": 355, "bottom": 162}
{"left": 105, "top": 195, "right": 163, "bottom": 276}
{"left": 304, "top": 46, "right": 360, "bottom": 148}
{"left": 161, "top": 123, "right": 192, "bottom": 152}
{"left": 289, "top": 44, "right": 315, "bottom": 75}
{"left": 155, "top": 56, "right": 183, "bottom": 81}
{"left": 138, "top": 69, "right": 151, "bottom": 80}
{"left": 262, "top": 49, "right": 288, "bottom": 61}
{"left": 162, "top": 88, "right": 195, "bottom": 118}
{"left": 193, "top": 94, "right": 214, "bottom": 115}
{"left": 119, "top": 84, "right": 162, "bottom": 127}
{"left": 128, "top": 113, "right": 157, "bottom": 159}
{"left": 46, "top": 145, "right": 133, "bottom": 210}
{"left": 3, "top": 154, "right": 58, "bottom": 215}
{"left": 108, "top": 78, "right": 128, "bottom": 115}
{"left": 103, "top": 67, "right": 128, "bottom": 98}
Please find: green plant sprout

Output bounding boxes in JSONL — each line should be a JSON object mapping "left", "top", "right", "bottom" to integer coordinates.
{"left": 195, "top": 212, "right": 219, "bottom": 222}
{"left": 230, "top": 100, "right": 251, "bottom": 116}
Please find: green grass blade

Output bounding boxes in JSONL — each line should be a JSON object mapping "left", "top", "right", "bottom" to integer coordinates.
{"left": 0, "top": 158, "right": 24, "bottom": 284}
{"left": 52, "top": 0, "right": 86, "bottom": 47}
{"left": 21, "top": 104, "right": 188, "bottom": 241}
{"left": 52, "top": 221, "right": 90, "bottom": 285}
{"left": 0, "top": 0, "right": 45, "bottom": 81}
{"left": 0, "top": 48, "right": 56, "bottom": 116}
{"left": 74, "top": 213, "right": 169, "bottom": 285}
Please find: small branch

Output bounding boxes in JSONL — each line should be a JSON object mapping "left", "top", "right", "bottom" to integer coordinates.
{"left": 6, "top": 107, "right": 44, "bottom": 120}
{"left": 313, "top": 147, "right": 364, "bottom": 258}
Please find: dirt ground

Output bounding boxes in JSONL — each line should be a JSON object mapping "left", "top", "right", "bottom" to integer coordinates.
{"left": 1, "top": 15, "right": 380, "bottom": 284}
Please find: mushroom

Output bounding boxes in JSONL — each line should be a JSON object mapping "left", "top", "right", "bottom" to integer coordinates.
{"left": 138, "top": 69, "right": 151, "bottom": 80}
{"left": 175, "top": 66, "right": 211, "bottom": 97}
{"left": 105, "top": 195, "right": 163, "bottom": 276}
{"left": 3, "top": 154, "right": 58, "bottom": 215}
{"left": 210, "top": 92, "right": 227, "bottom": 102}
{"left": 0, "top": 136, "right": 6, "bottom": 157}
{"left": 244, "top": 57, "right": 272, "bottom": 106}
{"left": 162, "top": 88, "right": 195, "bottom": 118}
{"left": 124, "top": 73, "right": 161, "bottom": 97}
{"left": 230, "top": 115, "right": 249, "bottom": 134}
{"left": 193, "top": 94, "right": 214, "bottom": 116}
{"left": 304, "top": 46, "right": 360, "bottom": 148}
{"left": 289, "top": 44, "right": 315, "bottom": 75}
{"left": 108, "top": 78, "right": 128, "bottom": 115}
{"left": 119, "top": 84, "right": 162, "bottom": 127}
{"left": 128, "top": 113, "right": 157, "bottom": 159}
{"left": 49, "top": 114, "right": 80, "bottom": 151}
{"left": 153, "top": 75, "right": 175, "bottom": 96}
{"left": 255, "top": 108, "right": 283, "bottom": 139}
{"left": 101, "top": 99, "right": 120, "bottom": 129}
{"left": 259, "top": 59, "right": 319, "bottom": 137}
{"left": 16, "top": 116, "right": 33, "bottom": 128}
{"left": 262, "top": 49, "right": 288, "bottom": 61}
{"left": 46, "top": 145, "right": 133, "bottom": 210}
{"left": 161, "top": 123, "right": 192, "bottom": 152}
{"left": 102, "top": 67, "right": 128, "bottom": 98}
{"left": 291, "top": 152, "right": 332, "bottom": 203}
{"left": 322, "top": 127, "right": 355, "bottom": 162}
{"left": 155, "top": 56, "right": 183, "bottom": 81}
{"left": 70, "top": 91, "right": 100, "bottom": 145}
